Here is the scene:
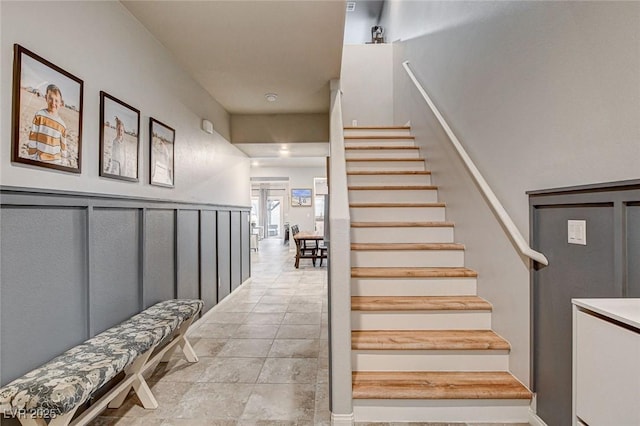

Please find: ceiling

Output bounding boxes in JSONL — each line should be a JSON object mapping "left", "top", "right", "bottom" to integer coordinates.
{"left": 122, "top": 0, "right": 347, "bottom": 115}
{"left": 122, "top": 1, "right": 382, "bottom": 166}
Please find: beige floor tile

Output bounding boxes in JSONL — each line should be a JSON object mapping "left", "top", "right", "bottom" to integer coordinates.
{"left": 217, "top": 338, "right": 273, "bottom": 357}
{"left": 147, "top": 358, "right": 210, "bottom": 383}
{"left": 244, "top": 312, "right": 285, "bottom": 325}
{"left": 252, "top": 303, "right": 289, "bottom": 313}
{"left": 101, "top": 381, "right": 192, "bottom": 419}
{"left": 160, "top": 419, "right": 236, "bottom": 426}
{"left": 240, "top": 383, "right": 315, "bottom": 422}
{"left": 257, "top": 358, "right": 318, "bottom": 384}
{"left": 282, "top": 312, "right": 321, "bottom": 325}
{"left": 276, "top": 324, "right": 321, "bottom": 339}
{"left": 197, "top": 357, "right": 264, "bottom": 383}
{"left": 189, "top": 323, "right": 239, "bottom": 338}
{"left": 190, "top": 338, "right": 228, "bottom": 357}
{"left": 173, "top": 383, "right": 254, "bottom": 420}
{"left": 204, "top": 311, "right": 249, "bottom": 324}
{"left": 287, "top": 303, "right": 322, "bottom": 313}
{"left": 268, "top": 339, "right": 320, "bottom": 358}
{"left": 234, "top": 324, "right": 280, "bottom": 339}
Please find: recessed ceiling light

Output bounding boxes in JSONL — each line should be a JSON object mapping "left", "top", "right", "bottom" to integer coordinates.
{"left": 281, "top": 144, "right": 288, "bottom": 150}
{"left": 265, "top": 93, "right": 278, "bottom": 102}
{"left": 251, "top": 161, "right": 259, "bottom": 166}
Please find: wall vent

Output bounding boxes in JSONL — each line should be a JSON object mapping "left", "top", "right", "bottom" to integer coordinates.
{"left": 346, "top": 2, "right": 356, "bottom": 12}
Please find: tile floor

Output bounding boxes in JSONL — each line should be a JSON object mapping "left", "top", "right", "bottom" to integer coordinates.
{"left": 92, "top": 238, "right": 530, "bottom": 426}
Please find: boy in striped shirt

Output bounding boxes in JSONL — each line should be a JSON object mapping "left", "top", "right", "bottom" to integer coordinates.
{"left": 28, "top": 84, "right": 67, "bottom": 165}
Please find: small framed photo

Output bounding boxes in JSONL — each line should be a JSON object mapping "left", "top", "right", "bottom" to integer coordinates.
{"left": 291, "top": 188, "right": 312, "bottom": 207}
{"left": 99, "top": 92, "right": 140, "bottom": 181}
{"left": 149, "top": 117, "right": 175, "bottom": 188}
{"left": 11, "top": 44, "right": 83, "bottom": 173}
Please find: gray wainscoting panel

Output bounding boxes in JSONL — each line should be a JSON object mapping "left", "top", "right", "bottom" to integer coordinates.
{"left": 144, "top": 209, "right": 176, "bottom": 307}
{"left": 1, "top": 207, "right": 88, "bottom": 385}
{"left": 200, "top": 211, "right": 218, "bottom": 313}
{"left": 628, "top": 203, "right": 640, "bottom": 297}
{"left": 217, "top": 211, "right": 231, "bottom": 302}
{"left": 231, "top": 211, "right": 242, "bottom": 292}
{"left": 532, "top": 204, "right": 617, "bottom": 426}
{"left": 91, "top": 208, "right": 141, "bottom": 334}
{"left": 177, "top": 210, "right": 200, "bottom": 300}
{"left": 241, "top": 211, "right": 250, "bottom": 282}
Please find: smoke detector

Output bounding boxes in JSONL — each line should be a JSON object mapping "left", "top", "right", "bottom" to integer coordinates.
{"left": 265, "top": 93, "right": 278, "bottom": 102}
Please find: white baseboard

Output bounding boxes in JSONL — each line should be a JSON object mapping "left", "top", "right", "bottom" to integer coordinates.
{"left": 529, "top": 408, "right": 548, "bottom": 426}
{"left": 331, "top": 412, "right": 354, "bottom": 425}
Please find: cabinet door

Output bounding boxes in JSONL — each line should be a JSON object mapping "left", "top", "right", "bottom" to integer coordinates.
{"left": 576, "top": 311, "right": 640, "bottom": 425}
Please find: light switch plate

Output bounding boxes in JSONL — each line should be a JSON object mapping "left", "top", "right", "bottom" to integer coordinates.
{"left": 568, "top": 220, "right": 587, "bottom": 245}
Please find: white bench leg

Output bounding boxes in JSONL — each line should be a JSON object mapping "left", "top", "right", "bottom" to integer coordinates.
{"left": 161, "top": 316, "right": 199, "bottom": 363}
{"left": 108, "top": 348, "right": 158, "bottom": 410}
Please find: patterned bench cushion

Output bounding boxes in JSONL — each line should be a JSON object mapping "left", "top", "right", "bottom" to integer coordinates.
{"left": 0, "top": 299, "right": 203, "bottom": 417}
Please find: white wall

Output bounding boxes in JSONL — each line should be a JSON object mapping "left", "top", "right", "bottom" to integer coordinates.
{"left": 250, "top": 165, "right": 326, "bottom": 232}
{"left": 383, "top": 1, "right": 640, "bottom": 386}
{"left": 340, "top": 44, "right": 394, "bottom": 126}
{"left": 1, "top": 1, "right": 250, "bottom": 207}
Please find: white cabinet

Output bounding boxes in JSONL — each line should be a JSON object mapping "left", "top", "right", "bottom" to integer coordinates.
{"left": 572, "top": 299, "right": 640, "bottom": 426}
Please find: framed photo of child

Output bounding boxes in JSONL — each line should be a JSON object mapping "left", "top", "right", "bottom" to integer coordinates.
{"left": 11, "top": 44, "right": 83, "bottom": 173}
{"left": 149, "top": 118, "right": 175, "bottom": 188}
{"left": 99, "top": 92, "right": 140, "bottom": 182}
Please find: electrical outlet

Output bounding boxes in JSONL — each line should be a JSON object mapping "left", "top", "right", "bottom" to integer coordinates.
{"left": 568, "top": 220, "right": 586, "bottom": 245}
{"left": 352, "top": 119, "right": 357, "bottom": 127}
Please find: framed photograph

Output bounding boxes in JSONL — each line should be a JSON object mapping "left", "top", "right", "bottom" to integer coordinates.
{"left": 149, "top": 117, "right": 175, "bottom": 188}
{"left": 11, "top": 44, "right": 83, "bottom": 173}
{"left": 291, "top": 188, "right": 312, "bottom": 207}
{"left": 99, "top": 92, "right": 140, "bottom": 181}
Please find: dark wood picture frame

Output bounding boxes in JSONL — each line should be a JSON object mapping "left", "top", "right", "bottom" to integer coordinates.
{"left": 99, "top": 91, "right": 140, "bottom": 182}
{"left": 149, "top": 117, "right": 175, "bottom": 188}
{"left": 11, "top": 44, "right": 83, "bottom": 173}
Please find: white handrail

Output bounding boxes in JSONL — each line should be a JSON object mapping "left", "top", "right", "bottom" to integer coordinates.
{"left": 402, "top": 61, "right": 549, "bottom": 266}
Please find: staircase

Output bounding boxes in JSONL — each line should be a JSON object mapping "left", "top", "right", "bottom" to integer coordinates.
{"left": 345, "top": 125, "right": 532, "bottom": 423}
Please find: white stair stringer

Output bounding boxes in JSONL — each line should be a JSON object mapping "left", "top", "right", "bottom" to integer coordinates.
{"left": 345, "top": 126, "right": 532, "bottom": 423}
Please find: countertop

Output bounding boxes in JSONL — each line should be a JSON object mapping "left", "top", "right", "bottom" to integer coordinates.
{"left": 572, "top": 298, "right": 640, "bottom": 330}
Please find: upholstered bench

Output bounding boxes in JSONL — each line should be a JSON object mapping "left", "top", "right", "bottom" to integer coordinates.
{"left": 0, "top": 299, "right": 203, "bottom": 426}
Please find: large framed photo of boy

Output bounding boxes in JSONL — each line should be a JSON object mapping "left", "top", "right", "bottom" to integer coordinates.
{"left": 11, "top": 44, "right": 83, "bottom": 173}
{"left": 149, "top": 118, "right": 175, "bottom": 188}
{"left": 99, "top": 92, "right": 140, "bottom": 181}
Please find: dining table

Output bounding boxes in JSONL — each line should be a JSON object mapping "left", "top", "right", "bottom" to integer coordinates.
{"left": 293, "top": 231, "right": 325, "bottom": 268}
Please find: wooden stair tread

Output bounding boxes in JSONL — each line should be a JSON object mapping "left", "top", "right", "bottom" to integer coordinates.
{"left": 351, "top": 267, "right": 477, "bottom": 278}
{"left": 350, "top": 202, "right": 445, "bottom": 208}
{"left": 348, "top": 185, "right": 437, "bottom": 191}
{"left": 346, "top": 158, "right": 424, "bottom": 162}
{"left": 347, "top": 171, "right": 431, "bottom": 175}
{"left": 352, "top": 371, "right": 532, "bottom": 400}
{"left": 352, "top": 330, "right": 510, "bottom": 351}
{"left": 351, "top": 296, "right": 492, "bottom": 311}
{"left": 345, "top": 146, "right": 418, "bottom": 150}
{"left": 345, "top": 135, "right": 415, "bottom": 140}
{"left": 351, "top": 221, "right": 453, "bottom": 228}
{"left": 344, "top": 126, "right": 411, "bottom": 130}
{"left": 351, "top": 243, "right": 464, "bottom": 251}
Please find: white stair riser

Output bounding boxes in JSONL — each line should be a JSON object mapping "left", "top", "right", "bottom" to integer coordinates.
{"left": 352, "top": 350, "right": 510, "bottom": 372}
{"left": 346, "top": 149, "right": 420, "bottom": 159}
{"left": 351, "top": 250, "right": 464, "bottom": 268}
{"left": 349, "top": 189, "right": 438, "bottom": 204}
{"left": 351, "top": 311, "right": 491, "bottom": 330}
{"left": 346, "top": 161, "right": 425, "bottom": 172}
{"left": 347, "top": 174, "right": 432, "bottom": 186}
{"left": 345, "top": 139, "right": 415, "bottom": 148}
{"left": 350, "top": 206, "right": 445, "bottom": 222}
{"left": 353, "top": 399, "right": 531, "bottom": 423}
{"left": 351, "top": 277, "right": 477, "bottom": 297}
{"left": 344, "top": 129, "right": 413, "bottom": 137}
{"left": 351, "top": 226, "right": 454, "bottom": 244}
